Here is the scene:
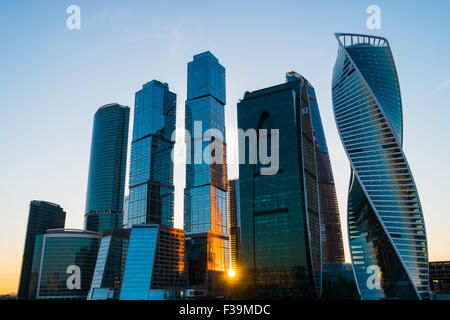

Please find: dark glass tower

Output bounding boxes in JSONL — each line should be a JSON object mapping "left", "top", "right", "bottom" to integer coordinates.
{"left": 85, "top": 103, "right": 130, "bottom": 233}
{"left": 332, "top": 33, "right": 429, "bottom": 299}
{"left": 18, "top": 201, "right": 66, "bottom": 299}
{"left": 237, "top": 74, "right": 322, "bottom": 299}
{"left": 184, "top": 51, "right": 229, "bottom": 296}
{"left": 127, "top": 80, "right": 176, "bottom": 227}
{"left": 227, "top": 179, "right": 241, "bottom": 274}
{"left": 286, "top": 72, "right": 345, "bottom": 264}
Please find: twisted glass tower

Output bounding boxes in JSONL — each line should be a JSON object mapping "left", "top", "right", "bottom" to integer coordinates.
{"left": 332, "top": 33, "right": 429, "bottom": 299}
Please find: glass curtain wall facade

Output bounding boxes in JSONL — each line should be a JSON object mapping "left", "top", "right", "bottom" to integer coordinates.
{"left": 123, "top": 195, "right": 129, "bottom": 229}
{"left": 127, "top": 80, "right": 176, "bottom": 227}
{"left": 28, "top": 235, "right": 44, "bottom": 299}
{"left": 332, "top": 33, "right": 429, "bottom": 300}
{"left": 119, "top": 225, "right": 185, "bottom": 300}
{"left": 88, "top": 228, "right": 130, "bottom": 300}
{"left": 286, "top": 71, "right": 345, "bottom": 264}
{"left": 85, "top": 103, "right": 130, "bottom": 233}
{"left": 237, "top": 74, "right": 322, "bottom": 299}
{"left": 184, "top": 51, "right": 229, "bottom": 295}
{"left": 429, "top": 261, "right": 450, "bottom": 295}
{"left": 227, "top": 179, "right": 241, "bottom": 274}
{"left": 18, "top": 201, "right": 66, "bottom": 299}
{"left": 36, "top": 229, "right": 101, "bottom": 300}
{"left": 322, "top": 262, "right": 359, "bottom": 300}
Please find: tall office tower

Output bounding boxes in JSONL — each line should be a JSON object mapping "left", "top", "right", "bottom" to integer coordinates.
{"left": 120, "top": 225, "right": 185, "bottom": 300}
{"left": 227, "top": 179, "right": 241, "bottom": 274}
{"left": 88, "top": 228, "right": 131, "bottom": 300}
{"left": 332, "top": 33, "right": 429, "bottom": 300}
{"left": 184, "top": 51, "right": 229, "bottom": 296}
{"left": 85, "top": 103, "right": 130, "bottom": 233}
{"left": 286, "top": 71, "right": 345, "bottom": 265}
{"left": 237, "top": 74, "right": 322, "bottom": 299}
{"left": 35, "top": 229, "right": 101, "bottom": 300}
{"left": 18, "top": 201, "right": 66, "bottom": 299}
{"left": 127, "top": 80, "right": 176, "bottom": 227}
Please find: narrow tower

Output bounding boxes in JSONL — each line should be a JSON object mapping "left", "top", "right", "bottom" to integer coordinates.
{"left": 85, "top": 103, "right": 130, "bottom": 233}
{"left": 286, "top": 71, "right": 345, "bottom": 265}
{"left": 184, "top": 51, "right": 229, "bottom": 296}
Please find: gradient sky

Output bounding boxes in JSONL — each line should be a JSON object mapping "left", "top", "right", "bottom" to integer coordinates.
{"left": 1, "top": 0, "right": 449, "bottom": 294}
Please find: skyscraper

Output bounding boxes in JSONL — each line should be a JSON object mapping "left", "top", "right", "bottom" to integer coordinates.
{"left": 332, "top": 33, "right": 429, "bottom": 300}
{"left": 227, "top": 179, "right": 241, "bottom": 275}
{"left": 18, "top": 201, "right": 66, "bottom": 299}
{"left": 119, "top": 224, "right": 185, "bottom": 300}
{"left": 127, "top": 80, "right": 176, "bottom": 227}
{"left": 184, "top": 51, "right": 229, "bottom": 296}
{"left": 85, "top": 103, "right": 130, "bottom": 233}
{"left": 237, "top": 74, "right": 322, "bottom": 299}
{"left": 286, "top": 71, "right": 345, "bottom": 264}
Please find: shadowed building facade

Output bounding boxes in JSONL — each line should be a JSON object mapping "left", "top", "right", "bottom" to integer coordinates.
{"left": 85, "top": 103, "right": 130, "bottom": 233}
{"left": 184, "top": 52, "right": 229, "bottom": 297}
{"left": 237, "top": 74, "right": 323, "bottom": 299}
{"left": 35, "top": 229, "right": 101, "bottom": 300}
{"left": 332, "top": 33, "right": 429, "bottom": 300}
{"left": 127, "top": 81, "right": 176, "bottom": 228}
{"left": 227, "top": 179, "right": 241, "bottom": 274}
{"left": 18, "top": 201, "right": 66, "bottom": 299}
{"left": 286, "top": 71, "right": 345, "bottom": 265}
{"left": 429, "top": 261, "right": 450, "bottom": 299}
{"left": 322, "top": 262, "right": 359, "bottom": 300}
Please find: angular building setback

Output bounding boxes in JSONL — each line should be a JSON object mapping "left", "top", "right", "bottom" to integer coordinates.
{"left": 18, "top": 201, "right": 66, "bottom": 299}
{"left": 184, "top": 51, "right": 229, "bottom": 296}
{"left": 237, "top": 74, "right": 322, "bottom": 299}
{"left": 88, "top": 228, "right": 131, "bottom": 300}
{"left": 127, "top": 80, "right": 176, "bottom": 228}
{"left": 119, "top": 225, "right": 185, "bottom": 300}
{"left": 331, "top": 33, "right": 429, "bottom": 299}
{"left": 35, "top": 229, "right": 101, "bottom": 300}
{"left": 85, "top": 103, "right": 130, "bottom": 233}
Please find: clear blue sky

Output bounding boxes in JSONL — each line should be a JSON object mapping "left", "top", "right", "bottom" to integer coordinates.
{"left": 1, "top": 0, "right": 449, "bottom": 293}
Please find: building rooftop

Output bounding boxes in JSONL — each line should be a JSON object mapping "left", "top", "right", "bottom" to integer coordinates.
{"left": 97, "top": 103, "right": 129, "bottom": 111}
{"left": 335, "top": 32, "right": 389, "bottom": 49}
{"left": 46, "top": 228, "right": 102, "bottom": 236}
